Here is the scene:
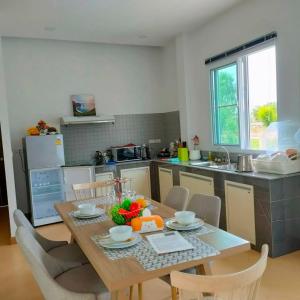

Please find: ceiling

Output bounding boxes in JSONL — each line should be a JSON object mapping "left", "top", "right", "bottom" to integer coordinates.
{"left": 0, "top": 0, "right": 244, "bottom": 46}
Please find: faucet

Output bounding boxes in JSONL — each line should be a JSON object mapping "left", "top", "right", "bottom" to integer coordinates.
{"left": 220, "top": 146, "right": 231, "bottom": 166}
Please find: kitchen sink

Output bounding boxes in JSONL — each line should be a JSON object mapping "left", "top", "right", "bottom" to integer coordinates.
{"left": 208, "top": 164, "right": 237, "bottom": 171}
{"left": 188, "top": 161, "right": 211, "bottom": 167}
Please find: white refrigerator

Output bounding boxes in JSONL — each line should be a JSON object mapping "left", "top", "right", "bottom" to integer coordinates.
{"left": 23, "top": 135, "right": 66, "bottom": 226}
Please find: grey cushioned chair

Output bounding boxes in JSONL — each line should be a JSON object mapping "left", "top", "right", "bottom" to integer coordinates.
{"left": 186, "top": 193, "right": 221, "bottom": 227}
{"left": 16, "top": 226, "right": 109, "bottom": 300}
{"left": 14, "top": 209, "right": 88, "bottom": 264}
{"left": 161, "top": 193, "right": 221, "bottom": 285}
{"left": 163, "top": 186, "right": 190, "bottom": 211}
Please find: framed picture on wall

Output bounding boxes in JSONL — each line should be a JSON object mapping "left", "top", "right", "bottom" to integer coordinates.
{"left": 71, "top": 94, "right": 96, "bottom": 117}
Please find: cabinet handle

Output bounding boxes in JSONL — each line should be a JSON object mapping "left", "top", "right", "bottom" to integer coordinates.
{"left": 227, "top": 182, "right": 252, "bottom": 192}
{"left": 181, "top": 172, "right": 212, "bottom": 183}
{"left": 160, "top": 168, "right": 172, "bottom": 174}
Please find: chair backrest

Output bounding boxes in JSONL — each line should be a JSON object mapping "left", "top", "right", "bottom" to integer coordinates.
{"left": 186, "top": 193, "right": 221, "bottom": 227}
{"left": 16, "top": 226, "right": 88, "bottom": 300}
{"left": 171, "top": 244, "right": 269, "bottom": 300}
{"left": 13, "top": 209, "right": 53, "bottom": 252}
{"left": 72, "top": 180, "right": 116, "bottom": 200}
{"left": 163, "top": 186, "right": 190, "bottom": 211}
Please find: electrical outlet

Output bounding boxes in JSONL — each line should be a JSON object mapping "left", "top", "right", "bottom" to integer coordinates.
{"left": 148, "top": 139, "right": 161, "bottom": 144}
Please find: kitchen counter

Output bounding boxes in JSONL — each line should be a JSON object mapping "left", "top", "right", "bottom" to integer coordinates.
{"left": 152, "top": 159, "right": 300, "bottom": 180}
{"left": 66, "top": 158, "right": 300, "bottom": 179}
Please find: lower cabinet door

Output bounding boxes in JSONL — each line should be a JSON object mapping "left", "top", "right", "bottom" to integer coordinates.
{"left": 179, "top": 171, "right": 214, "bottom": 198}
{"left": 120, "top": 167, "right": 151, "bottom": 198}
{"left": 225, "top": 180, "right": 256, "bottom": 245}
{"left": 158, "top": 167, "right": 173, "bottom": 203}
{"left": 95, "top": 172, "right": 114, "bottom": 197}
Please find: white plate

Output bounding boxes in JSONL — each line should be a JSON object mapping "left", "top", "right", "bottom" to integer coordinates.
{"left": 72, "top": 208, "right": 104, "bottom": 219}
{"left": 99, "top": 232, "right": 142, "bottom": 249}
{"left": 166, "top": 218, "right": 204, "bottom": 231}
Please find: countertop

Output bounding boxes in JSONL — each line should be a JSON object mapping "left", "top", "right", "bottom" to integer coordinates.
{"left": 152, "top": 159, "right": 300, "bottom": 180}
{"left": 64, "top": 158, "right": 300, "bottom": 180}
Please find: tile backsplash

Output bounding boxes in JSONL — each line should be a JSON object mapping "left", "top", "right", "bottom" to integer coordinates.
{"left": 61, "top": 111, "right": 180, "bottom": 165}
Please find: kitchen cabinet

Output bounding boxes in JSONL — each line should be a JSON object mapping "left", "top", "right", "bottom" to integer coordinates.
{"left": 179, "top": 171, "right": 214, "bottom": 198}
{"left": 95, "top": 172, "right": 114, "bottom": 197}
{"left": 158, "top": 167, "right": 173, "bottom": 203}
{"left": 120, "top": 166, "right": 151, "bottom": 198}
{"left": 63, "top": 166, "right": 94, "bottom": 201}
{"left": 225, "top": 180, "right": 256, "bottom": 245}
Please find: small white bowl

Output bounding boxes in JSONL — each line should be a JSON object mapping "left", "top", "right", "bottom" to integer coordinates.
{"left": 78, "top": 203, "right": 96, "bottom": 215}
{"left": 109, "top": 225, "right": 133, "bottom": 242}
{"left": 175, "top": 211, "right": 196, "bottom": 225}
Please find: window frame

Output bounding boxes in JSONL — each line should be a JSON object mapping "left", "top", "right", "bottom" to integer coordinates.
{"left": 210, "top": 61, "right": 241, "bottom": 146}
{"left": 210, "top": 41, "right": 277, "bottom": 150}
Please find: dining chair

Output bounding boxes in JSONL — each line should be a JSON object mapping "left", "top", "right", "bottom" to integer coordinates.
{"left": 73, "top": 180, "right": 116, "bottom": 201}
{"left": 160, "top": 193, "right": 221, "bottom": 285}
{"left": 163, "top": 186, "right": 190, "bottom": 211}
{"left": 170, "top": 244, "right": 269, "bottom": 300}
{"left": 186, "top": 193, "right": 221, "bottom": 227}
{"left": 133, "top": 186, "right": 189, "bottom": 300}
{"left": 16, "top": 226, "right": 110, "bottom": 300}
{"left": 13, "top": 209, "right": 88, "bottom": 264}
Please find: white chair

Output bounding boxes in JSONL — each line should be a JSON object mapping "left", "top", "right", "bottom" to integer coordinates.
{"left": 13, "top": 209, "right": 88, "bottom": 264}
{"left": 163, "top": 186, "right": 190, "bottom": 211}
{"left": 170, "top": 244, "right": 269, "bottom": 300}
{"left": 73, "top": 180, "right": 116, "bottom": 201}
{"left": 16, "top": 226, "right": 110, "bottom": 300}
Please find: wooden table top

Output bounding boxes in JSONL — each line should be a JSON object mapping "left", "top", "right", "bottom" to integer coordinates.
{"left": 55, "top": 200, "right": 250, "bottom": 292}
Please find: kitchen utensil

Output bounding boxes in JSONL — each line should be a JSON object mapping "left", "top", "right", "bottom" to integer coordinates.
{"left": 72, "top": 208, "right": 104, "bottom": 219}
{"left": 109, "top": 225, "right": 133, "bottom": 242}
{"left": 95, "top": 151, "right": 104, "bottom": 165}
{"left": 237, "top": 154, "right": 253, "bottom": 172}
{"left": 166, "top": 218, "right": 204, "bottom": 231}
{"left": 78, "top": 203, "right": 96, "bottom": 215}
{"left": 175, "top": 211, "right": 196, "bottom": 225}
{"left": 98, "top": 232, "right": 142, "bottom": 249}
{"left": 189, "top": 150, "right": 201, "bottom": 160}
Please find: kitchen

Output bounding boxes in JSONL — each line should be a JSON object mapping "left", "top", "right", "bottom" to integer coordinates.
{"left": 1, "top": 0, "right": 300, "bottom": 299}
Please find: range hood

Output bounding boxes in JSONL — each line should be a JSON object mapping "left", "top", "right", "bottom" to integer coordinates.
{"left": 61, "top": 115, "right": 115, "bottom": 125}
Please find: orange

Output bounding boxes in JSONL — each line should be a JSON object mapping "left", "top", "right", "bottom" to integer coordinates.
{"left": 135, "top": 198, "right": 147, "bottom": 208}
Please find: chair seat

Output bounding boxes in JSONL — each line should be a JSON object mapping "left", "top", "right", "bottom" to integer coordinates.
{"left": 55, "top": 263, "right": 109, "bottom": 297}
{"left": 48, "top": 243, "right": 89, "bottom": 264}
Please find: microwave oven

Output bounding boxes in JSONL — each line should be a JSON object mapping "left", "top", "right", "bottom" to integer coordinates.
{"left": 111, "top": 146, "right": 142, "bottom": 162}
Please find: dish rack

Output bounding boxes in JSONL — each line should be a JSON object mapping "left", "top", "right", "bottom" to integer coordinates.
{"left": 252, "top": 159, "right": 300, "bottom": 174}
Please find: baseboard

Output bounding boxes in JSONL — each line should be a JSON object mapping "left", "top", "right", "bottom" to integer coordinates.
{"left": 10, "top": 237, "right": 17, "bottom": 244}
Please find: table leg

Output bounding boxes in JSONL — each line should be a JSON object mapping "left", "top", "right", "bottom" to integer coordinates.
{"left": 196, "top": 261, "right": 213, "bottom": 275}
{"left": 111, "top": 291, "right": 119, "bottom": 300}
{"left": 111, "top": 289, "right": 128, "bottom": 300}
{"left": 171, "top": 286, "right": 177, "bottom": 300}
{"left": 138, "top": 283, "right": 143, "bottom": 300}
{"left": 129, "top": 286, "right": 134, "bottom": 300}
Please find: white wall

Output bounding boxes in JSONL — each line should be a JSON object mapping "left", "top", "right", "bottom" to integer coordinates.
{"left": 161, "top": 40, "right": 178, "bottom": 112}
{"left": 1, "top": 37, "right": 179, "bottom": 212}
{"left": 176, "top": 0, "right": 300, "bottom": 150}
{"left": 2, "top": 38, "right": 176, "bottom": 150}
{"left": 0, "top": 38, "right": 17, "bottom": 236}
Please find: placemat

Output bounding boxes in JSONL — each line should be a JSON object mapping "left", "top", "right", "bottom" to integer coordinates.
{"left": 91, "top": 226, "right": 219, "bottom": 271}
{"left": 68, "top": 211, "right": 109, "bottom": 226}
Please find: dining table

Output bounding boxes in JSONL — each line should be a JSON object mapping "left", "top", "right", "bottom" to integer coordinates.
{"left": 55, "top": 199, "right": 250, "bottom": 300}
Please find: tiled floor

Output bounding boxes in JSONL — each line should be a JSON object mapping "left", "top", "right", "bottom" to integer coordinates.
{"left": 0, "top": 223, "right": 300, "bottom": 300}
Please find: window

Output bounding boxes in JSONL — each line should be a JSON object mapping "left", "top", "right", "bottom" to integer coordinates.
{"left": 211, "top": 63, "right": 240, "bottom": 145}
{"left": 211, "top": 44, "right": 277, "bottom": 150}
